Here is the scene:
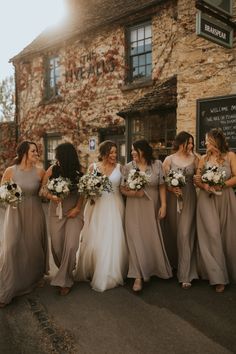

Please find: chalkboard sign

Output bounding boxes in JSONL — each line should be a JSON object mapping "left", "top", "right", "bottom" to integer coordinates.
{"left": 196, "top": 94, "right": 236, "bottom": 152}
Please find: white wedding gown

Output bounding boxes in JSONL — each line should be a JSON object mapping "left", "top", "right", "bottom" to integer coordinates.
{"left": 74, "top": 163, "right": 128, "bottom": 292}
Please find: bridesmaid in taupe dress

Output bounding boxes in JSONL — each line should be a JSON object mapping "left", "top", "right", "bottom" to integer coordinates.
{"left": 121, "top": 140, "right": 172, "bottom": 292}
{"left": 163, "top": 132, "right": 199, "bottom": 289}
{"left": 0, "top": 141, "right": 48, "bottom": 307}
{"left": 195, "top": 128, "right": 236, "bottom": 293}
{"left": 42, "top": 142, "right": 83, "bottom": 296}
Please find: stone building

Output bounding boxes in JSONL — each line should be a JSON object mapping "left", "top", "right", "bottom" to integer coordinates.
{"left": 9, "top": 0, "right": 236, "bottom": 169}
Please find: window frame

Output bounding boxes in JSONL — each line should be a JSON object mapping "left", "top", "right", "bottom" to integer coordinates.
{"left": 126, "top": 21, "right": 152, "bottom": 83}
{"left": 44, "top": 55, "right": 61, "bottom": 99}
{"left": 43, "top": 133, "right": 62, "bottom": 169}
{"left": 126, "top": 110, "right": 176, "bottom": 162}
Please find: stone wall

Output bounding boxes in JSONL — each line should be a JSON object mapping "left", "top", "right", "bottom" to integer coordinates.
{"left": 176, "top": 0, "right": 236, "bottom": 137}
{"left": 13, "top": 0, "right": 236, "bottom": 167}
{"left": 0, "top": 122, "right": 17, "bottom": 177}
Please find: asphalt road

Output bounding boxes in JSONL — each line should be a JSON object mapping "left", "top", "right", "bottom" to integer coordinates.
{"left": 0, "top": 205, "right": 236, "bottom": 354}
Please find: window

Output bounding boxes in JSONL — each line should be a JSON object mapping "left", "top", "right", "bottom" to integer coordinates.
{"left": 128, "top": 111, "right": 176, "bottom": 161}
{"left": 127, "top": 22, "right": 152, "bottom": 82}
{"left": 44, "top": 134, "right": 62, "bottom": 169}
{"left": 45, "top": 56, "right": 60, "bottom": 99}
{"left": 99, "top": 126, "right": 126, "bottom": 165}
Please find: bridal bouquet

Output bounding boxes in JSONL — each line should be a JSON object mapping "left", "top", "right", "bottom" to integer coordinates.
{"left": 126, "top": 168, "right": 149, "bottom": 190}
{"left": 0, "top": 181, "right": 22, "bottom": 207}
{"left": 77, "top": 170, "right": 113, "bottom": 204}
{"left": 201, "top": 165, "right": 226, "bottom": 196}
{"left": 165, "top": 169, "right": 186, "bottom": 213}
{"left": 46, "top": 177, "right": 71, "bottom": 218}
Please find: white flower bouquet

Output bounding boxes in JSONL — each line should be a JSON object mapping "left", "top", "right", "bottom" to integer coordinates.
{"left": 0, "top": 181, "right": 22, "bottom": 207}
{"left": 46, "top": 176, "right": 71, "bottom": 198}
{"left": 126, "top": 168, "right": 149, "bottom": 190}
{"left": 77, "top": 170, "right": 113, "bottom": 204}
{"left": 46, "top": 177, "right": 71, "bottom": 218}
{"left": 201, "top": 165, "right": 226, "bottom": 196}
{"left": 165, "top": 169, "right": 186, "bottom": 213}
{"left": 165, "top": 169, "right": 186, "bottom": 188}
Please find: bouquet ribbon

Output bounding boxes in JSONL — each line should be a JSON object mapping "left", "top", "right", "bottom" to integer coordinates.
{"left": 56, "top": 201, "right": 63, "bottom": 219}
{"left": 177, "top": 196, "right": 183, "bottom": 213}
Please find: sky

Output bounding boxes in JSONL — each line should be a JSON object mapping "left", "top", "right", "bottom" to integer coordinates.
{"left": 0, "top": 0, "right": 67, "bottom": 81}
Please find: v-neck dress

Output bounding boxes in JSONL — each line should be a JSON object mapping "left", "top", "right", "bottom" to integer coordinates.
{"left": 74, "top": 163, "right": 128, "bottom": 291}
{"left": 197, "top": 158, "right": 236, "bottom": 285}
{"left": 163, "top": 155, "right": 198, "bottom": 284}
{"left": 123, "top": 160, "right": 172, "bottom": 281}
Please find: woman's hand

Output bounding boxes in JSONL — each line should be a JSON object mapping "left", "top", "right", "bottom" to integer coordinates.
{"left": 50, "top": 195, "right": 61, "bottom": 204}
{"left": 120, "top": 186, "right": 144, "bottom": 197}
{"left": 171, "top": 186, "right": 182, "bottom": 198}
{"left": 135, "top": 189, "right": 145, "bottom": 198}
{"left": 66, "top": 206, "right": 81, "bottom": 218}
{"left": 158, "top": 204, "right": 166, "bottom": 219}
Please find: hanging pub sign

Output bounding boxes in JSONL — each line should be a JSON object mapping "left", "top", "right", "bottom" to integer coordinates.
{"left": 196, "top": 11, "right": 233, "bottom": 48}
{"left": 203, "top": 0, "right": 233, "bottom": 17}
{"left": 196, "top": 94, "right": 236, "bottom": 152}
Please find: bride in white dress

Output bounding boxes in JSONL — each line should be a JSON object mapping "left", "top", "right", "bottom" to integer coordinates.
{"left": 74, "top": 140, "right": 128, "bottom": 292}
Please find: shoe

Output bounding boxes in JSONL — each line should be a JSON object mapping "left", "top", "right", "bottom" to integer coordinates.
{"left": 59, "top": 287, "right": 71, "bottom": 296}
{"left": 182, "top": 282, "right": 192, "bottom": 289}
{"left": 132, "top": 278, "right": 142, "bottom": 292}
{"left": 215, "top": 284, "right": 225, "bottom": 293}
{"left": 0, "top": 303, "right": 7, "bottom": 308}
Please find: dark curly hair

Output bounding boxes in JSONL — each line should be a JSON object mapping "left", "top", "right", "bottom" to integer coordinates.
{"left": 51, "top": 142, "right": 82, "bottom": 183}
{"left": 98, "top": 140, "right": 117, "bottom": 161}
{"left": 14, "top": 141, "right": 38, "bottom": 165}
{"left": 132, "top": 139, "right": 155, "bottom": 165}
{"left": 172, "top": 131, "right": 194, "bottom": 152}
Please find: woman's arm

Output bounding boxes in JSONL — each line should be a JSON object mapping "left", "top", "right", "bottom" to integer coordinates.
{"left": 120, "top": 185, "right": 144, "bottom": 198}
{"left": 194, "top": 156, "right": 211, "bottom": 192}
{"left": 66, "top": 196, "right": 84, "bottom": 218}
{"left": 225, "top": 152, "right": 236, "bottom": 188}
{"left": 1, "top": 167, "right": 13, "bottom": 184}
{"left": 39, "top": 166, "right": 60, "bottom": 202}
{"left": 158, "top": 183, "right": 167, "bottom": 219}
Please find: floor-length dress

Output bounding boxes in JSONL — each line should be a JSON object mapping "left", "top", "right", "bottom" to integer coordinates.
{"left": 197, "top": 160, "right": 236, "bottom": 285}
{"left": 74, "top": 163, "right": 128, "bottom": 292}
{"left": 124, "top": 160, "right": 172, "bottom": 281}
{"left": 49, "top": 190, "right": 83, "bottom": 288}
{"left": 0, "top": 165, "right": 48, "bottom": 304}
{"left": 163, "top": 156, "right": 198, "bottom": 283}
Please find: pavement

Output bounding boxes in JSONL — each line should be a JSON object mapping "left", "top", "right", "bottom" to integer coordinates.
{"left": 0, "top": 204, "right": 236, "bottom": 354}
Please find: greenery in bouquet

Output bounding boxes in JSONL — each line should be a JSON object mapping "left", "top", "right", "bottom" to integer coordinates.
{"left": 201, "top": 165, "right": 226, "bottom": 187}
{"left": 126, "top": 168, "right": 149, "bottom": 190}
{"left": 46, "top": 176, "right": 71, "bottom": 198}
{"left": 0, "top": 181, "right": 22, "bottom": 206}
{"left": 77, "top": 170, "right": 113, "bottom": 204}
{"left": 165, "top": 169, "right": 186, "bottom": 188}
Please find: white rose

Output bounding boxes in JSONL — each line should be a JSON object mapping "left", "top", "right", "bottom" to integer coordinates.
{"left": 56, "top": 185, "right": 63, "bottom": 193}
{"left": 171, "top": 178, "right": 179, "bottom": 187}
{"left": 129, "top": 182, "right": 136, "bottom": 189}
